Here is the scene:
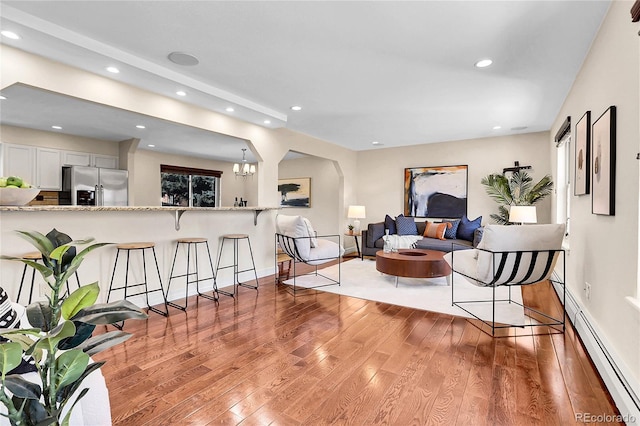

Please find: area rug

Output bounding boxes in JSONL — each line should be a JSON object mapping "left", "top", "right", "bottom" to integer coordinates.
{"left": 283, "top": 259, "right": 526, "bottom": 324}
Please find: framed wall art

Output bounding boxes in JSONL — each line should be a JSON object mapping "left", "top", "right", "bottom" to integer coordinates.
{"left": 278, "top": 177, "right": 311, "bottom": 208}
{"left": 404, "top": 165, "right": 468, "bottom": 218}
{"left": 591, "top": 106, "right": 616, "bottom": 215}
{"left": 574, "top": 111, "right": 591, "bottom": 195}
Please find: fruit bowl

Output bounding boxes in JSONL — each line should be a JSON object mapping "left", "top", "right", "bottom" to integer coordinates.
{"left": 0, "top": 187, "right": 41, "bottom": 206}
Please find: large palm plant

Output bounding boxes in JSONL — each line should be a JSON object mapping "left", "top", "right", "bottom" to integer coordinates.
{"left": 481, "top": 171, "right": 554, "bottom": 224}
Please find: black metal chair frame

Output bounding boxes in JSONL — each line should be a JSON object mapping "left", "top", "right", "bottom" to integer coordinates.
{"left": 275, "top": 233, "right": 341, "bottom": 295}
{"left": 215, "top": 235, "right": 259, "bottom": 297}
{"left": 17, "top": 259, "right": 81, "bottom": 305}
{"left": 450, "top": 247, "right": 566, "bottom": 336}
{"left": 166, "top": 240, "right": 220, "bottom": 311}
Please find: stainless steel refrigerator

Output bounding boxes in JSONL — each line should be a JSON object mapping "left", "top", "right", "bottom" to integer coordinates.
{"left": 61, "top": 166, "right": 128, "bottom": 206}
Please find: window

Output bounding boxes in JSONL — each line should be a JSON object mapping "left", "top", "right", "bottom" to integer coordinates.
{"left": 554, "top": 117, "right": 571, "bottom": 243}
{"left": 160, "top": 165, "right": 221, "bottom": 207}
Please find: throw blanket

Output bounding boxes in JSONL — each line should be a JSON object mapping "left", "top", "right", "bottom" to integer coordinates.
{"left": 383, "top": 234, "right": 423, "bottom": 249}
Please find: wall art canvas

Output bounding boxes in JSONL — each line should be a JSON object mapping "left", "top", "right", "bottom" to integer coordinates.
{"left": 404, "top": 165, "right": 468, "bottom": 218}
{"left": 574, "top": 111, "right": 591, "bottom": 196}
{"left": 278, "top": 177, "right": 311, "bottom": 208}
{"left": 591, "top": 106, "right": 616, "bottom": 215}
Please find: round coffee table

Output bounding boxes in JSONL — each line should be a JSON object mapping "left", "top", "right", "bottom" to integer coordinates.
{"left": 376, "top": 249, "right": 451, "bottom": 287}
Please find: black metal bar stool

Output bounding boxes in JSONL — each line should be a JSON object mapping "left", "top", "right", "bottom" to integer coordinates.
{"left": 165, "top": 237, "right": 222, "bottom": 310}
{"left": 215, "top": 234, "right": 259, "bottom": 296}
{"left": 17, "top": 251, "right": 81, "bottom": 304}
{"left": 107, "top": 242, "right": 169, "bottom": 326}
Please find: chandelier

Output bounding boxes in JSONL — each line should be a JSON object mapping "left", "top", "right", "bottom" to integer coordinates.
{"left": 233, "top": 148, "right": 256, "bottom": 177}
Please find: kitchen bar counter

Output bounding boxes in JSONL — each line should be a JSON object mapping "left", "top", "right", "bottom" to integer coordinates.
{"left": 0, "top": 204, "right": 280, "bottom": 307}
{"left": 0, "top": 205, "right": 279, "bottom": 228}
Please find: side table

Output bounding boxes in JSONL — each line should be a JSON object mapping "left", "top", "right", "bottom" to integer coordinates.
{"left": 344, "top": 232, "right": 362, "bottom": 260}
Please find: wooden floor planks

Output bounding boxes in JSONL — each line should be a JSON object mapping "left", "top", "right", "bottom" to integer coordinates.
{"left": 93, "top": 261, "right": 622, "bottom": 425}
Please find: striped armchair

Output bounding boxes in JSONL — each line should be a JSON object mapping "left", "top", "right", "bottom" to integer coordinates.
{"left": 444, "top": 224, "right": 566, "bottom": 336}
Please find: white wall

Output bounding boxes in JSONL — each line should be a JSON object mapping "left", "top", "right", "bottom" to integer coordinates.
{"left": 278, "top": 155, "right": 340, "bottom": 235}
{"left": 357, "top": 131, "right": 552, "bottom": 227}
{"left": 550, "top": 0, "right": 640, "bottom": 383}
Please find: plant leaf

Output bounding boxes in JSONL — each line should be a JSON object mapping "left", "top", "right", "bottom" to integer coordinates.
{"left": 61, "top": 387, "right": 89, "bottom": 426}
{"left": 4, "top": 375, "right": 42, "bottom": 399}
{"left": 57, "top": 243, "right": 110, "bottom": 285}
{"left": 54, "top": 350, "right": 89, "bottom": 388}
{"left": 73, "top": 300, "right": 148, "bottom": 325}
{"left": 49, "top": 244, "right": 72, "bottom": 262}
{"left": 58, "top": 362, "right": 104, "bottom": 405}
{"left": 61, "top": 283, "right": 100, "bottom": 320}
{"left": 26, "top": 302, "right": 58, "bottom": 333}
{"left": 58, "top": 321, "right": 96, "bottom": 350}
{"left": 16, "top": 230, "right": 54, "bottom": 257}
{"left": 35, "top": 320, "right": 76, "bottom": 353}
{"left": 78, "top": 331, "right": 132, "bottom": 356}
{"left": 0, "top": 342, "right": 22, "bottom": 376}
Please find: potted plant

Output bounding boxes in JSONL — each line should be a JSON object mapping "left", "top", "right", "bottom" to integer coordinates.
{"left": 347, "top": 225, "right": 354, "bottom": 235}
{"left": 481, "top": 171, "right": 553, "bottom": 224}
{"left": 0, "top": 229, "right": 147, "bottom": 425}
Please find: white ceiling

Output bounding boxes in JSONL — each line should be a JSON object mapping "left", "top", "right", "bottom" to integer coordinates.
{"left": 0, "top": 1, "right": 610, "bottom": 159}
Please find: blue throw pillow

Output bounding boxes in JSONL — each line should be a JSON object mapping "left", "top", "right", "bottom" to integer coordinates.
{"left": 384, "top": 214, "right": 397, "bottom": 234}
{"left": 396, "top": 216, "right": 418, "bottom": 235}
{"left": 443, "top": 219, "right": 461, "bottom": 239}
{"left": 457, "top": 215, "right": 482, "bottom": 242}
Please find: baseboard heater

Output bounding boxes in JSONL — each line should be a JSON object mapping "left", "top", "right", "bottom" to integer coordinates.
{"left": 552, "top": 275, "right": 640, "bottom": 423}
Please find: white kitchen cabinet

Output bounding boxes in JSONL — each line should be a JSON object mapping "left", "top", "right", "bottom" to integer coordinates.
{"left": 36, "top": 148, "right": 62, "bottom": 190}
{"left": 92, "top": 154, "right": 118, "bottom": 169}
{"left": 2, "top": 143, "right": 36, "bottom": 185}
{"left": 62, "top": 150, "right": 92, "bottom": 167}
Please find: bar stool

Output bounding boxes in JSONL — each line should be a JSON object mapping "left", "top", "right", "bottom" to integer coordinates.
{"left": 165, "top": 237, "right": 221, "bottom": 310}
{"left": 215, "top": 234, "right": 259, "bottom": 296}
{"left": 17, "top": 252, "right": 81, "bottom": 304}
{"left": 107, "top": 242, "right": 169, "bottom": 325}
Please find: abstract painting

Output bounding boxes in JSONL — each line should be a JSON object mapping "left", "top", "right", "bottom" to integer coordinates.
{"left": 591, "top": 106, "right": 616, "bottom": 215}
{"left": 574, "top": 111, "right": 591, "bottom": 196}
{"left": 404, "top": 165, "right": 468, "bottom": 218}
{"left": 278, "top": 177, "right": 311, "bottom": 208}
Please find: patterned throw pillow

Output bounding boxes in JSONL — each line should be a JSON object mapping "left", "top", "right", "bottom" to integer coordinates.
{"left": 0, "top": 287, "right": 37, "bottom": 374}
{"left": 395, "top": 216, "right": 418, "bottom": 235}
{"left": 457, "top": 215, "right": 482, "bottom": 242}
{"left": 443, "top": 219, "right": 461, "bottom": 239}
{"left": 384, "top": 214, "right": 397, "bottom": 234}
{"left": 423, "top": 221, "right": 451, "bottom": 240}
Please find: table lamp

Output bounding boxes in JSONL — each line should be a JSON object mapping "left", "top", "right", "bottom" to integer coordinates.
{"left": 347, "top": 205, "right": 366, "bottom": 232}
{"left": 509, "top": 205, "right": 537, "bottom": 225}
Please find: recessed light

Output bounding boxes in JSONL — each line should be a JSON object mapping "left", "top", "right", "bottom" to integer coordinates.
{"left": 106, "top": 66, "right": 120, "bottom": 74}
{"left": 167, "top": 51, "right": 199, "bottom": 66}
{"left": 136, "top": 125, "right": 146, "bottom": 129}
{"left": 225, "top": 107, "right": 235, "bottom": 112}
{"left": 263, "top": 120, "right": 271, "bottom": 124}
{"left": 290, "top": 105, "right": 302, "bottom": 111}
{"left": 176, "top": 90, "right": 186, "bottom": 96}
{"left": 475, "top": 59, "right": 493, "bottom": 68}
{"left": 0, "top": 95, "right": 6, "bottom": 100}
{"left": 1, "top": 31, "right": 20, "bottom": 40}
{"left": 147, "top": 144, "right": 155, "bottom": 148}
{"left": 51, "top": 125, "right": 62, "bottom": 130}
{"left": 372, "top": 141, "right": 380, "bottom": 145}
{"left": 511, "top": 126, "right": 528, "bottom": 131}
{"left": 492, "top": 126, "right": 501, "bottom": 130}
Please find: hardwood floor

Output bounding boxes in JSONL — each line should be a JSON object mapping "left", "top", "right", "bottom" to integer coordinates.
{"left": 94, "top": 260, "right": 621, "bottom": 425}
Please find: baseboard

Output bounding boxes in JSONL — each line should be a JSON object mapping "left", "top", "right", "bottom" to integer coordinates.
{"left": 552, "top": 277, "right": 640, "bottom": 424}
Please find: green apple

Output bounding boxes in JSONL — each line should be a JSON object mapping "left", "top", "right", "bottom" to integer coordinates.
{"left": 6, "top": 176, "right": 23, "bottom": 187}
{"left": 5, "top": 185, "right": 19, "bottom": 188}
{"left": 20, "top": 182, "right": 31, "bottom": 188}
{"left": 0, "top": 178, "right": 6, "bottom": 187}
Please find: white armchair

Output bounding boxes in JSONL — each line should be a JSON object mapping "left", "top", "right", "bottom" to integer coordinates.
{"left": 275, "top": 215, "right": 344, "bottom": 294}
{"left": 444, "top": 224, "right": 566, "bottom": 336}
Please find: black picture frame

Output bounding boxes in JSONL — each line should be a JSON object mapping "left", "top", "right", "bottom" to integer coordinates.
{"left": 403, "top": 165, "right": 468, "bottom": 218}
{"left": 591, "top": 106, "right": 616, "bottom": 215}
{"left": 574, "top": 111, "right": 591, "bottom": 196}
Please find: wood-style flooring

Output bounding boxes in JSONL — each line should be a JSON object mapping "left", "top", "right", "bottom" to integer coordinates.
{"left": 94, "top": 260, "right": 621, "bottom": 425}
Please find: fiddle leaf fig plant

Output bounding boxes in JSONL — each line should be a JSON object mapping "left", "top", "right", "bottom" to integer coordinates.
{"left": 481, "top": 171, "right": 553, "bottom": 224}
{"left": 0, "top": 229, "right": 147, "bottom": 426}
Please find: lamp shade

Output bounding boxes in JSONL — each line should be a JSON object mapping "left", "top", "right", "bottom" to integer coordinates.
{"left": 509, "top": 205, "right": 537, "bottom": 224}
{"left": 347, "top": 205, "right": 366, "bottom": 219}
